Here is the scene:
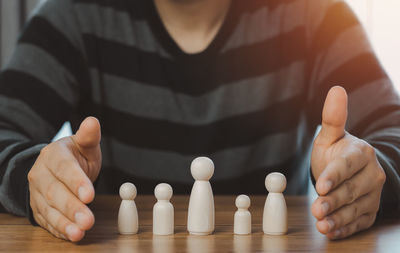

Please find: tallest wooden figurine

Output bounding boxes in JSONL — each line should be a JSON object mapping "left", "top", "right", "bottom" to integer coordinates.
{"left": 187, "top": 157, "right": 215, "bottom": 235}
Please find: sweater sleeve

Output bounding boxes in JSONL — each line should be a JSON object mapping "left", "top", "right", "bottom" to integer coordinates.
{"left": 305, "top": 0, "right": 400, "bottom": 214}
{"left": 0, "top": 0, "right": 89, "bottom": 217}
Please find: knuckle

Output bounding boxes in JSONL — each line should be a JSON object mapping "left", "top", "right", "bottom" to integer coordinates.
{"left": 330, "top": 197, "right": 338, "bottom": 211}
{"left": 41, "top": 203, "right": 50, "bottom": 217}
{"left": 341, "top": 226, "right": 350, "bottom": 236}
{"left": 372, "top": 202, "right": 380, "bottom": 214}
{"left": 355, "top": 139, "right": 367, "bottom": 150}
{"left": 352, "top": 148, "right": 364, "bottom": 165}
{"left": 55, "top": 215, "right": 67, "bottom": 231}
{"left": 54, "top": 159, "right": 70, "bottom": 176}
{"left": 333, "top": 168, "right": 341, "bottom": 185}
{"left": 354, "top": 221, "right": 361, "bottom": 233}
{"left": 52, "top": 168, "right": 64, "bottom": 182}
{"left": 39, "top": 220, "right": 50, "bottom": 232}
{"left": 368, "top": 214, "right": 377, "bottom": 227}
{"left": 364, "top": 145, "right": 376, "bottom": 157}
{"left": 40, "top": 145, "right": 51, "bottom": 157}
{"left": 352, "top": 205, "right": 359, "bottom": 220}
{"left": 56, "top": 159, "right": 80, "bottom": 183}
{"left": 45, "top": 182, "right": 58, "bottom": 205}
{"left": 47, "top": 223, "right": 61, "bottom": 238}
{"left": 65, "top": 200, "right": 78, "bottom": 218}
{"left": 330, "top": 214, "right": 341, "bottom": 228}
{"left": 33, "top": 212, "right": 43, "bottom": 226}
{"left": 353, "top": 145, "right": 364, "bottom": 156}
{"left": 27, "top": 170, "right": 35, "bottom": 183}
{"left": 377, "top": 169, "right": 386, "bottom": 185}
{"left": 64, "top": 198, "right": 74, "bottom": 211}
{"left": 344, "top": 181, "right": 357, "bottom": 203}
{"left": 371, "top": 196, "right": 381, "bottom": 213}
{"left": 342, "top": 155, "right": 352, "bottom": 171}
{"left": 27, "top": 167, "right": 41, "bottom": 184}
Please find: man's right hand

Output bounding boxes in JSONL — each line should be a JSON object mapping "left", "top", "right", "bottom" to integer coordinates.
{"left": 27, "top": 117, "right": 102, "bottom": 242}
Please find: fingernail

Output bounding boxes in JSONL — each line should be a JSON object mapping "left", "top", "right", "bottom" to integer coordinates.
{"left": 66, "top": 224, "right": 80, "bottom": 239}
{"left": 321, "top": 202, "right": 330, "bottom": 215}
{"left": 78, "top": 187, "right": 87, "bottom": 201}
{"left": 75, "top": 212, "right": 87, "bottom": 227}
{"left": 324, "top": 180, "right": 333, "bottom": 193}
{"left": 326, "top": 218, "right": 335, "bottom": 231}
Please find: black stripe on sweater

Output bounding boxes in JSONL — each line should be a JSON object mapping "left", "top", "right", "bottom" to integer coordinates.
{"left": 18, "top": 17, "right": 90, "bottom": 92}
{"left": 74, "top": 0, "right": 149, "bottom": 20}
{"left": 312, "top": 1, "right": 359, "bottom": 53}
{"left": 0, "top": 70, "right": 72, "bottom": 130}
{"left": 351, "top": 105, "right": 400, "bottom": 137}
{"left": 82, "top": 26, "right": 307, "bottom": 96}
{"left": 90, "top": 95, "right": 304, "bottom": 154}
{"left": 74, "top": 0, "right": 298, "bottom": 16}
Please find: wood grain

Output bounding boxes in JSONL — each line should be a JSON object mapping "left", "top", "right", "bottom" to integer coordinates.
{"left": 0, "top": 195, "right": 399, "bottom": 252}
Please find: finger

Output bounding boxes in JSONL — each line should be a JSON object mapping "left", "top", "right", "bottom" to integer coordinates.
{"left": 38, "top": 142, "right": 96, "bottom": 204}
{"left": 34, "top": 212, "right": 67, "bottom": 240}
{"left": 317, "top": 86, "right": 348, "bottom": 146}
{"left": 316, "top": 191, "right": 379, "bottom": 234}
{"left": 71, "top": 116, "right": 101, "bottom": 160}
{"left": 312, "top": 166, "right": 375, "bottom": 219}
{"left": 46, "top": 153, "right": 95, "bottom": 204}
{"left": 70, "top": 117, "right": 102, "bottom": 182}
{"left": 327, "top": 213, "right": 376, "bottom": 240}
{"left": 34, "top": 191, "right": 84, "bottom": 242}
{"left": 43, "top": 178, "right": 95, "bottom": 230}
{"left": 315, "top": 149, "right": 368, "bottom": 196}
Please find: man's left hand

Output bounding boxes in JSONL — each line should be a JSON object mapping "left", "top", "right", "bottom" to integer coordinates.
{"left": 311, "top": 86, "right": 386, "bottom": 240}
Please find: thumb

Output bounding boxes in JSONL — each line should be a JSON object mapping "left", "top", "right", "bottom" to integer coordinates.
{"left": 318, "top": 86, "right": 348, "bottom": 145}
{"left": 72, "top": 116, "right": 101, "bottom": 160}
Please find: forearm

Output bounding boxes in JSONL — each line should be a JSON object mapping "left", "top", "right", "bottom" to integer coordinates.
{"left": 0, "top": 96, "right": 58, "bottom": 216}
{"left": 364, "top": 127, "right": 400, "bottom": 212}
{"left": 0, "top": 140, "right": 45, "bottom": 216}
{"left": 0, "top": 0, "right": 89, "bottom": 217}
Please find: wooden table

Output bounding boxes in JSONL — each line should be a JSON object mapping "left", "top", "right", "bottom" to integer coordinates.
{"left": 0, "top": 195, "right": 399, "bottom": 252}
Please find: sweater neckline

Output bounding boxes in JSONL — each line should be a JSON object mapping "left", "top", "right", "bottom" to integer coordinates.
{"left": 146, "top": 0, "right": 238, "bottom": 60}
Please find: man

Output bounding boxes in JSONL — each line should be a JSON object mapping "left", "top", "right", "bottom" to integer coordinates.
{"left": 0, "top": 0, "right": 399, "bottom": 242}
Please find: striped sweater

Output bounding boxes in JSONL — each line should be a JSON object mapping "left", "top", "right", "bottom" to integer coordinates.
{"left": 0, "top": 0, "right": 399, "bottom": 217}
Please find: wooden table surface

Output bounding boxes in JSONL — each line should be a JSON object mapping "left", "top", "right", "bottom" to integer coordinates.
{"left": 0, "top": 195, "right": 399, "bottom": 252}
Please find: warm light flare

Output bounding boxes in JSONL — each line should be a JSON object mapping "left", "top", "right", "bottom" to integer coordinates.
{"left": 346, "top": 0, "right": 400, "bottom": 90}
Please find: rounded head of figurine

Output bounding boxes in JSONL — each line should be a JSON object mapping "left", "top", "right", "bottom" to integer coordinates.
{"left": 235, "top": 194, "right": 250, "bottom": 209}
{"left": 265, "top": 172, "right": 286, "bottom": 193}
{"left": 119, "top": 182, "right": 137, "bottom": 200}
{"left": 154, "top": 183, "right": 173, "bottom": 201}
{"left": 190, "top": 157, "right": 214, "bottom": 181}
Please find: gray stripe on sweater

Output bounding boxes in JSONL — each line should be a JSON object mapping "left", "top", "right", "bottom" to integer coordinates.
{"left": 33, "top": 0, "right": 85, "bottom": 52}
{"left": 73, "top": 3, "right": 171, "bottom": 58}
{"left": 6, "top": 44, "right": 79, "bottom": 106}
{"left": 0, "top": 129, "right": 30, "bottom": 142}
{"left": 221, "top": 0, "right": 306, "bottom": 53}
{"left": 347, "top": 78, "right": 398, "bottom": 132}
{"left": 0, "top": 95, "right": 56, "bottom": 140}
{"left": 316, "top": 26, "right": 374, "bottom": 85}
